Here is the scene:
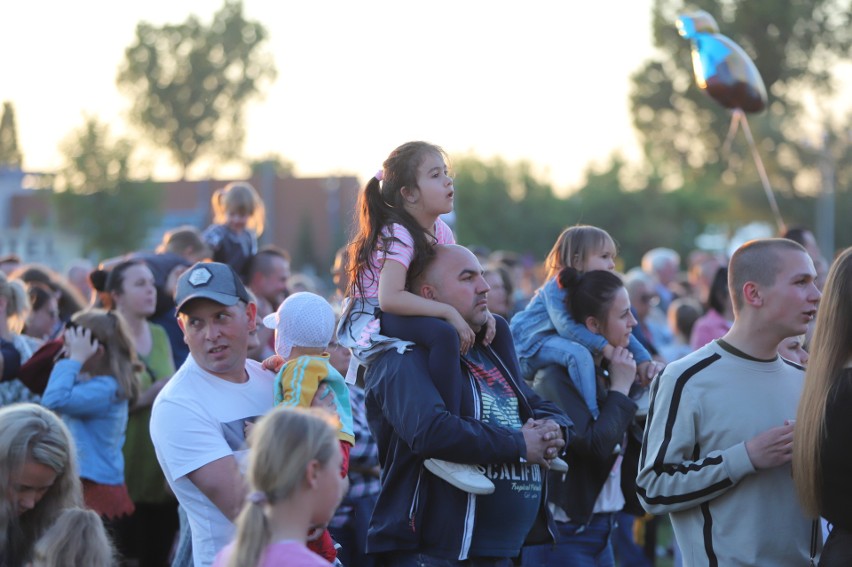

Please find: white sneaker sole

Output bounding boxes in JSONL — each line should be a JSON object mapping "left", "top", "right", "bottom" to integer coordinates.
{"left": 423, "top": 459, "right": 495, "bottom": 495}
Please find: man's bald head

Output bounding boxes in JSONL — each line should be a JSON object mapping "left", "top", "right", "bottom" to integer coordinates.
{"left": 411, "top": 245, "right": 491, "bottom": 330}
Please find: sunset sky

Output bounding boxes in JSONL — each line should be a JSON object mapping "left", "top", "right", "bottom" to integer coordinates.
{"left": 6, "top": 1, "right": 668, "bottom": 192}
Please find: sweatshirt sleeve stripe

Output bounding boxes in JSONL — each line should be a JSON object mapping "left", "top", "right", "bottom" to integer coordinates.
{"left": 651, "top": 353, "right": 721, "bottom": 474}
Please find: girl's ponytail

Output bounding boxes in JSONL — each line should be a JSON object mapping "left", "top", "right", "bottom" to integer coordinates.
{"left": 226, "top": 497, "right": 271, "bottom": 567}
{"left": 347, "top": 175, "right": 392, "bottom": 299}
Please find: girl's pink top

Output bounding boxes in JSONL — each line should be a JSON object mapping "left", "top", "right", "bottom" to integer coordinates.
{"left": 355, "top": 218, "right": 455, "bottom": 298}
{"left": 213, "top": 540, "right": 330, "bottom": 567}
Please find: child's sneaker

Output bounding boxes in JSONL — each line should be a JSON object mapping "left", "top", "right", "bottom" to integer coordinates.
{"left": 424, "top": 458, "right": 495, "bottom": 495}
{"left": 549, "top": 456, "right": 569, "bottom": 472}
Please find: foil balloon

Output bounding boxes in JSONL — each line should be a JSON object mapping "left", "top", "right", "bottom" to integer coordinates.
{"left": 677, "top": 10, "right": 767, "bottom": 113}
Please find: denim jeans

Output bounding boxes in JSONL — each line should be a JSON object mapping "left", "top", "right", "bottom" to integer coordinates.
{"left": 520, "top": 513, "right": 616, "bottom": 567}
{"left": 522, "top": 335, "right": 599, "bottom": 418}
{"left": 376, "top": 551, "right": 514, "bottom": 567}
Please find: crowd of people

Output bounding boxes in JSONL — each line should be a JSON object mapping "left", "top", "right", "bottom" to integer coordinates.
{"left": 0, "top": 140, "right": 848, "bottom": 567}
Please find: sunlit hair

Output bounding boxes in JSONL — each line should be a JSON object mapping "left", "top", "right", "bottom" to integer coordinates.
{"left": 793, "top": 247, "right": 852, "bottom": 518}
{"left": 70, "top": 309, "right": 141, "bottom": 404}
{"left": 157, "top": 225, "right": 212, "bottom": 259}
{"left": 227, "top": 407, "right": 339, "bottom": 567}
{"left": 88, "top": 259, "right": 150, "bottom": 311}
{"left": 0, "top": 271, "right": 30, "bottom": 333}
{"left": 558, "top": 267, "right": 624, "bottom": 325}
{"left": 211, "top": 181, "right": 266, "bottom": 237}
{"left": 9, "top": 264, "right": 86, "bottom": 322}
{"left": 545, "top": 225, "right": 616, "bottom": 280}
{"left": 0, "top": 403, "right": 82, "bottom": 565}
{"left": 728, "top": 238, "right": 806, "bottom": 313}
{"left": 30, "top": 507, "right": 115, "bottom": 567}
{"left": 347, "top": 141, "right": 447, "bottom": 298}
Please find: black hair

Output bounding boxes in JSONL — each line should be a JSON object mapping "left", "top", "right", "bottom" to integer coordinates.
{"left": 558, "top": 267, "right": 625, "bottom": 324}
{"left": 707, "top": 266, "right": 729, "bottom": 314}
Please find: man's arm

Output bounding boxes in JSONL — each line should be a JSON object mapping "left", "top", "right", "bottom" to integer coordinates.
{"left": 186, "top": 456, "right": 247, "bottom": 522}
{"left": 635, "top": 367, "right": 755, "bottom": 515}
{"left": 372, "top": 351, "right": 528, "bottom": 464}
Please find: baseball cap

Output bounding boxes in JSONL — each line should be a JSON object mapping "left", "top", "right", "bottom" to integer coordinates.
{"left": 262, "top": 292, "right": 335, "bottom": 359}
{"left": 174, "top": 262, "right": 251, "bottom": 313}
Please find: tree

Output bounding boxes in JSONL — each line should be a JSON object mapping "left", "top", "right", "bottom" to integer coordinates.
{"left": 117, "top": 1, "right": 276, "bottom": 177}
{"left": 453, "top": 155, "right": 572, "bottom": 258}
{"left": 52, "top": 118, "right": 162, "bottom": 258}
{"left": 629, "top": 0, "right": 851, "bottom": 227}
{"left": 0, "top": 102, "right": 23, "bottom": 169}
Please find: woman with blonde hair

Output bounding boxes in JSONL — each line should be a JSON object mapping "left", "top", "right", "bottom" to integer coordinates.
{"left": 793, "top": 247, "right": 852, "bottom": 565}
{"left": 0, "top": 403, "right": 82, "bottom": 565}
{"left": 213, "top": 407, "right": 346, "bottom": 567}
{"left": 29, "top": 507, "right": 115, "bottom": 567}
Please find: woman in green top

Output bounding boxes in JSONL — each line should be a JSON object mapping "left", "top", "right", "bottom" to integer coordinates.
{"left": 92, "top": 259, "right": 177, "bottom": 566}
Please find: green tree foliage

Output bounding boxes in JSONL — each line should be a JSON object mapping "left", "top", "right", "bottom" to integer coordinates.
{"left": 0, "top": 102, "right": 23, "bottom": 169}
{"left": 452, "top": 155, "right": 724, "bottom": 268}
{"left": 453, "top": 155, "right": 571, "bottom": 258}
{"left": 117, "top": 1, "right": 276, "bottom": 177}
{"left": 630, "top": 0, "right": 851, "bottom": 227}
{"left": 52, "top": 118, "right": 162, "bottom": 258}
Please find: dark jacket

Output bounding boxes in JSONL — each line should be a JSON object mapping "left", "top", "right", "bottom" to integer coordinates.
{"left": 364, "top": 316, "right": 573, "bottom": 560}
{"left": 531, "top": 364, "right": 644, "bottom": 526}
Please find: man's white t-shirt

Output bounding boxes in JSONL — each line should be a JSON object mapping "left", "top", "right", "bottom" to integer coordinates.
{"left": 150, "top": 356, "right": 273, "bottom": 567}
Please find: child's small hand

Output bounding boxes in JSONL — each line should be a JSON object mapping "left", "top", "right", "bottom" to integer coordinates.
{"left": 636, "top": 360, "right": 665, "bottom": 386}
{"left": 262, "top": 354, "right": 285, "bottom": 373}
{"left": 481, "top": 311, "right": 497, "bottom": 347}
{"left": 243, "top": 420, "right": 256, "bottom": 447}
{"left": 447, "top": 309, "right": 475, "bottom": 354}
{"left": 63, "top": 326, "right": 99, "bottom": 364}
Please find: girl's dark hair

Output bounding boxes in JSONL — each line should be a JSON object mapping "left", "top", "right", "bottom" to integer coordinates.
{"left": 707, "top": 266, "right": 729, "bottom": 314}
{"left": 347, "top": 141, "right": 446, "bottom": 299}
{"left": 558, "top": 267, "right": 625, "bottom": 324}
{"left": 10, "top": 264, "right": 85, "bottom": 321}
{"left": 89, "top": 260, "right": 146, "bottom": 310}
{"left": 26, "top": 282, "right": 55, "bottom": 312}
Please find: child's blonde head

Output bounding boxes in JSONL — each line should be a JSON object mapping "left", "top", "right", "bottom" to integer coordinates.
{"left": 0, "top": 271, "right": 30, "bottom": 333}
{"left": 71, "top": 308, "right": 141, "bottom": 404}
{"left": 545, "top": 225, "right": 616, "bottom": 279}
{"left": 31, "top": 507, "right": 115, "bottom": 567}
{"left": 212, "top": 181, "right": 266, "bottom": 236}
{"left": 227, "top": 407, "right": 340, "bottom": 567}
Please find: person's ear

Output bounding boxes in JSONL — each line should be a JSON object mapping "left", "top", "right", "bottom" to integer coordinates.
{"left": 421, "top": 284, "right": 437, "bottom": 300}
{"left": 400, "top": 186, "right": 418, "bottom": 204}
{"left": 585, "top": 316, "right": 600, "bottom": 334}
{"left": 742, "top": 281, "right": 762, "bottom": 307}
{"left": 305, "top": 459, "right": 321, "bottom": 489}
{"left": 245, "top": 302, "right": 258, "bottom": 331}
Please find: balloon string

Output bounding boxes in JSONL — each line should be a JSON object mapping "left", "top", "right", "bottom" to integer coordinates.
{"left": 721, "top": 110, "right": 741, "bottom": 158}
{"left": 736, "top": 109, "right": 786, "bottom": 233}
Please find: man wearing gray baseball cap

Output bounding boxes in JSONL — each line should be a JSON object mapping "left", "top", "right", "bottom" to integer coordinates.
{"left": 150, "top": 262, "right": 273, "bottom": 567}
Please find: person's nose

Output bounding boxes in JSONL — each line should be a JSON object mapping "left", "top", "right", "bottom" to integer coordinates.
{"left": 800, "top": 350, "right": 810, "bottom": 365}
{"left": 204, "top": 324, "right": 221, "bottom": 341}
{"left": 478, "top": 276, "right": 491, "bottom": 294}
{"left": 809, "top": 284, "right": 821, "bottom": 304}
{"left": 18, "top": 493, "right": 36, "bottom": 513}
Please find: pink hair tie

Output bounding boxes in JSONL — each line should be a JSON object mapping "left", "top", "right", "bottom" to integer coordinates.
{"left": 248, "top": 491, "right": 268, "bottom": 506}
{"left": 375, "top": 170, "right": 384, "bottom": 181}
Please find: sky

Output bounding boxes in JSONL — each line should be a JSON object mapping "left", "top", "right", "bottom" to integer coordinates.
{"left": 4, "top": 1, "right": 658, "bottom": 193}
